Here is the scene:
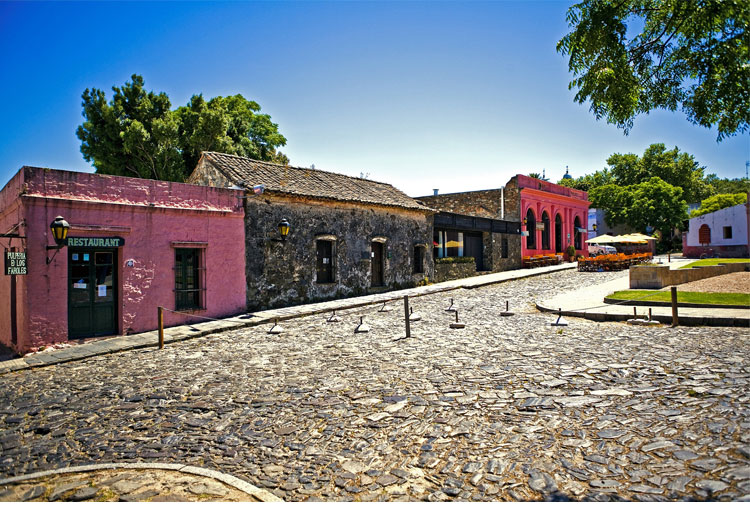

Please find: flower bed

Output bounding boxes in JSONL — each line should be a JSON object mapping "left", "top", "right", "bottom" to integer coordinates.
{"left": 578, "top": 252, "right": 652, "bottom": 272}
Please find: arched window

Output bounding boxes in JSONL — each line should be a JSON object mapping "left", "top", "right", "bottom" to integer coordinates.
{"left": 541, "top": 211, "right": 550, "bottom": 250}
{"left": 574, "top": 216, "right": 582, "bottom": 250}
{"left": 525, "top": 208, "right": 536, "bottom": 249}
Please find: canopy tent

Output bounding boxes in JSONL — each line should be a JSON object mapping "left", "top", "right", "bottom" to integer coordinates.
{"left": 622, "top": 233, "right": 657, "bottom": 241}
{"left": 585, "top": 234, "right": 618, "bottom": 244}
{"left": 614, "top": 235, "right": 647, "bottom": 244}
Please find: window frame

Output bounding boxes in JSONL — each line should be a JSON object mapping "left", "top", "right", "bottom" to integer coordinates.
{"left": 723, "top": 226, "right": 733, "bottom": 239}
{"left": 174, "top": 248, "right": 205, "bottom": 311}
{"left": 413, "top": 245, "right": 425, "bottom": 274}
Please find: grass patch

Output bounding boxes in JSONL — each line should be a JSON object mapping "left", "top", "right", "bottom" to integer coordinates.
{"left": 608, "top": 290, "right": 750, "bottom": 306}
{"left": 679, "top": 258, "right": 750, "bottom": 269}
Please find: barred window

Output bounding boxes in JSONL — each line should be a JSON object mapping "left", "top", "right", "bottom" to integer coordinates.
{"left": 175, "top": 248, "right": 204, "bottom": 310}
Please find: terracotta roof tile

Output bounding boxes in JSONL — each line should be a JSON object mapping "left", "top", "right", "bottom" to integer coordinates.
{"left": 201, "top": 152, "right": 431, "bottom": 212}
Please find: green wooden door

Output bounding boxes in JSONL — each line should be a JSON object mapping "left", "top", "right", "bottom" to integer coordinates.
{"left": 68, "top": 249, "right": 117, "bottom": 339}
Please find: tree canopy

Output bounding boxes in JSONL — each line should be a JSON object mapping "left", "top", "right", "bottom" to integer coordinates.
{"left": 557, "top": 0, "right": 749, "bottom": 140}
{"left": 77, "top": 74, "right": 288, "bottom": 182}
{"left": 690, "top": 193, "right": 748, "bottom": 217}
{"left": 559, "top": 143, "right": 710, "bottom": 204}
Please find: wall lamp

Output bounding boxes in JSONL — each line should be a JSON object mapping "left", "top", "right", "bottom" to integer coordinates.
{"left": 277, "top": 219, "right": 290, "bottom": 242}
{"left": 46, "top": 216, "right": 70, "bottom": 264}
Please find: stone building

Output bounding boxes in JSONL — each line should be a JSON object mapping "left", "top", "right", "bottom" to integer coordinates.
{"left": 416, "top": 188, "right": 522, "bottom": 275}
{"left": 188, "top": 152, "right": 434, "bottom": 310}
{"left": 417, "top": 174, "right": 589, "bottom": 275}
{"left": 0, "top": 166, "right": 246, "bottom": 354}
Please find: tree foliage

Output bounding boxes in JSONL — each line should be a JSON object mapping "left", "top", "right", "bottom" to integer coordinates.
{"left": 703, "top": 174, "right": 750, "bottom": 195}
{"left": 558, "top": 143, "right": 710, "bottom": 203}
{"left": 589, "top": 177, "right": 687, "bottom": 240}
{"left": 77, "top": 74, "right": 288, "bottom": 182}
{"left": 557, "top": 0, "right": 750, "bottom": 140}
{"left": 690, "top": 192, "right": 748, "bottom": 217}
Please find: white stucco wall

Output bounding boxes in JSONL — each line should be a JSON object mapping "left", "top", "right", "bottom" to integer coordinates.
{"left": 686, "top": 202, "right": 749, "bottom": 247}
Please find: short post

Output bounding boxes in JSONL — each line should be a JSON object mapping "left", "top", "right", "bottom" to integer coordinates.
{"left": 670, "top": 287, "right": 678, "bottom": 327}
{"left": 158, "top": 306, "right": 164, "bottom": 349}
{"left": 403, "top": 295, "right": 411, "bottom": 338}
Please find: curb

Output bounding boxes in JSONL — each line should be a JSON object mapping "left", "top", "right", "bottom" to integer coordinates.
{"left": 602, "top": 297, "right": 750, "bottom": 309}
{"left": 536, "top": 301, "right": 750, "bottom": 327}
{"left": 0, "top": 263, "right": 576, "bottom": 375}
{"left": 0, "top": 462, "right": 281, "bottom": 502}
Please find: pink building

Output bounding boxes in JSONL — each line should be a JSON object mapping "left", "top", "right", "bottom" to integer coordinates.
{"left": 0, "top": 167, "right": 247, "bottom": 354}
{"left": 514, "top": 175, "right": 590, "bottom": 257}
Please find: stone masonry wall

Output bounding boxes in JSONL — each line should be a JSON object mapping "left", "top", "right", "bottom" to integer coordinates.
{"left": 418, "top": 190, "right": 505, "bottom": 220}
{"left": 434, "top": 261, "right": 476, "bottom": 283}
{"left": 244, "top": 195, "right": 433, "bottom": 310}
{"left": 485, "top": 232, "right": 522, "bottom": 271}
{"left": 630, "top": 262, "right": 750, "bottom": 289}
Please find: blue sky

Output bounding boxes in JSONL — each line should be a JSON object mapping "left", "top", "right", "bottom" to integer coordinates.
{"left": 1, "top": 1, "right": 747, "bottom": 197}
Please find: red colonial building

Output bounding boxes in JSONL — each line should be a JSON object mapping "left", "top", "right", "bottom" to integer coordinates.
{"left": 513, "top": 175, "right": 589, "bottom": 257}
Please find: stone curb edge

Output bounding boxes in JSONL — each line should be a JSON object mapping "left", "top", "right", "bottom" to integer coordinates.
{"left": 536, "top": 301, "right": 750, "bottom": 328}
{"left": 601, "top": 297, "right": 750, "bottom": 310}
{"left": 0, "top": 263, "right": 576, "bottom": 376}
{"left": 0, "top": 462, "right": 282, "bottom": 502}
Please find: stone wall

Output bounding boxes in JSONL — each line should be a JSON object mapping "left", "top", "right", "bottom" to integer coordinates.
{"left": 418, "top": 189, "right": 506, "bottom": 220}
{"left": 244, "top": 195, "right": 433, "bottom": 310}
{"left": 630, "top": 262, "right": 750, "bottom": 289}
{"left": 434, "top": 260, "right": 477, "bottom": 282}
{"left": 484, "top": 232, "right": 522, "bottom": 271}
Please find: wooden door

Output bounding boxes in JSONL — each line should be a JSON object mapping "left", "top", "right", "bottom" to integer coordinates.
{"left": 316, "top": 240, "right": 334, "bottom": 283}
{"left": 464, "top": 233, "right": 484, "bottom": 271}
{"left": 371, "top": 242, "right": 383, "bottom": 286}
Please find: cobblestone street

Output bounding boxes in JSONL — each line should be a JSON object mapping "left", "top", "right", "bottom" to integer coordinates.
{"left": 1, "top": 270, "right": 748, "bottom": 501}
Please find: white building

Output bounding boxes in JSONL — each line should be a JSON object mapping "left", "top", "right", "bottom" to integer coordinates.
{"left": 683, "top": 197, "right": 750, "bottom": 258}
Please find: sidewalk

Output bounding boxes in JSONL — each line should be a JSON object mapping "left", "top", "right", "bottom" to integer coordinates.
{"left": 0, "top": 262, "right": 576, "bottom": 375}
{"left": 538, "top": 257, "right": 750, "bottom": 327}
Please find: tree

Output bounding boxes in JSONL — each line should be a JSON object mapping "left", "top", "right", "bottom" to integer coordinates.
{"left": 557, "top": 168, "right": 614, "bottom": 191}
{"left": 77, "top": 74, "right": 288, "bottom": 182}
{"left": 691, "top": 192, "right": 748, "bottom": 217}
{"left": 528, "top": 172, "right": 542, "bottom": 179}
{"left": 606, "top": 143, "right": 711, "bottom": 203}
{"left": 557, "top": 0, "right": 750, "bottom": 140}
{"left": 77, "top": 75, "right": 184, "bottom": 181}
{"left": 704, "top": 174, "right": 750, "bottom": 195}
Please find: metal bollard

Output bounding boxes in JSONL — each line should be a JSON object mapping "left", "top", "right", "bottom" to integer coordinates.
{"left": 403, "top": 295, "right": 411, "bottom": 338}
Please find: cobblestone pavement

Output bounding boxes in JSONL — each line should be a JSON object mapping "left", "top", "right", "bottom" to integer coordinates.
{"left": 1, "top": 270, "right": 748, "bottom": 501}
{"left": 0, "top": 467, "right": 260, "bottom": 502}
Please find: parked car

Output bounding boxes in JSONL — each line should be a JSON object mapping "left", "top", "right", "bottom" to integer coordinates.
{"left": 588, "top": 244, "right": 617, "bottom": 257}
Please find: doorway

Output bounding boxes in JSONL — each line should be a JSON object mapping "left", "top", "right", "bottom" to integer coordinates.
{"left": 68, "top": 249, "right": 117, "bottom": 339}
{"left": 464, "top": 233, "right": 484, "bottom": 271}
{"left": 555, "top": 214, "right": 563, "bottom": 253}
{"left": 371, "top": 242, "right": 384, "bottom": 286}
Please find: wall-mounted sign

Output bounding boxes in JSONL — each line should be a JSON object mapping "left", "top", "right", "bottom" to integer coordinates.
{"left": 5, "top": 250, "right": 27, "bottom": 275}
{"left": 67, "top": 236, "right": 125, "bottom": 248}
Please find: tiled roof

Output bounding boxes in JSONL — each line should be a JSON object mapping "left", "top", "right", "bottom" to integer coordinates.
{"left": 200, "top": 152, "right": 431, "bottom": 212}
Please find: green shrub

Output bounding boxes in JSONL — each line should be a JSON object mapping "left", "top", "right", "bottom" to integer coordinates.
{"left": 435, "top": 256, "right": 475, "bottom": 264}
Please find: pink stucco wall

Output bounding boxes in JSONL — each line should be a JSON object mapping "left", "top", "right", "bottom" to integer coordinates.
{"left": 0, "top": 167, "right": 246, "bottom": 353}
{"left": 517, "top": 176, "right": 590, "bottom": 257}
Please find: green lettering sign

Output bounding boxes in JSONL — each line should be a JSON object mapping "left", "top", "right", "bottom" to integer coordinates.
{"left": 66, "top": 236, "right": 125, "bottom": 248}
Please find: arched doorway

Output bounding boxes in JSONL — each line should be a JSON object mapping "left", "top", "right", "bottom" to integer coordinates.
{"left": 555, "top": 213, "right": 563, "bottom": 253}
{"left": 525, "top": 208, "right": 536, "bottom": 249}
{"left": 574, "top": 216, "right": 582, "bottom": 250}
{"left": 541, "top": 211, "right": 550, "bottom": 250}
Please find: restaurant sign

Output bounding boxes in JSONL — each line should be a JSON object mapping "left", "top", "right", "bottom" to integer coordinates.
{"left": 66, "top": 236, "right": 125, "bottom": 248}
{"left": 5, "top": 250, "right": 27, "bottom": 275}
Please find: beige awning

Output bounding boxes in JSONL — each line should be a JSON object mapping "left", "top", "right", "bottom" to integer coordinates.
{"left": 585, "top": 234, "right": 618, "bottom": 244}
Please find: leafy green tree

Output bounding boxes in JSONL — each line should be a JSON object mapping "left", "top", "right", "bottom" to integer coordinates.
{"left": 606, "top": 143, "right": 711, "bottom": 203}
{"left": 77, "top": 74, "right": 288, "bottom": 182}
{"left": 557, "top": 168, "right": 614, "bottom": 191}
{"left": 557, "top": 0, "right": 749, "bottom": 140}
{"left": 77, "top": 75, "right": 184, "bottom": 181}
{"left": 691, "top": 192, "right": 748, "bottom": 217}
{"left": 528, "top": 172, "right": 542, "bottom": 179}
{"left": 704, "top": 174, "right": 750, "bottom": 195}
{"left": 628, "top": 177, "right": 688, "bottom": 235}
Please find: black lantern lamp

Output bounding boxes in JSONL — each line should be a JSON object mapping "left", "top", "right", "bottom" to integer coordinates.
{"left": 592, "top": 223, "right": 597, "bottom": 232}
{"left": 278, "top": 219, "right": 290, "bottom": 241}
{"left": 46, "top": 216, "right": 70, "bottom": 264}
